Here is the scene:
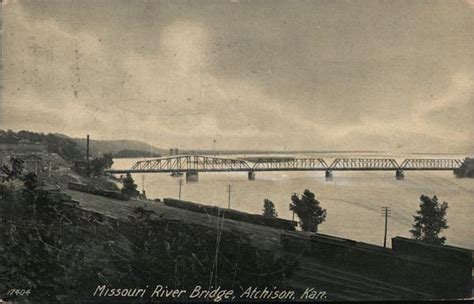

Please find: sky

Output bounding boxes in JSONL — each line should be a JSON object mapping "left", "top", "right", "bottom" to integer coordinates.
{"left": 2, "top": 0, "right": 473, "bottom": 153}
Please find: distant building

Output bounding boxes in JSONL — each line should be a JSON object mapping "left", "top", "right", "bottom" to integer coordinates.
{"left": 0, "top": 143, "right": 47, "bottom": 153}
{"left": 169, "top": 148, "right": 179, "bottom": 156}
{"left": 22, "top": 154, "right": 44, "bottom": 173}
{"left": 2, "top": 152, "right": 72, "bottom": 174}
{"left": 73, "top": 160, "right": 89, "bottom": 176}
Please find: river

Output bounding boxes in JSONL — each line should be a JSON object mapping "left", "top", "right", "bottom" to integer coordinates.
{"left": 112, "top": 153, "right": 474, "bottom": 250}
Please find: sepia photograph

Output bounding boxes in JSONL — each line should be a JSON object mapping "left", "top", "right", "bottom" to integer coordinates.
{"left": 0, "top": 0, "right": 473, "bottom": 302}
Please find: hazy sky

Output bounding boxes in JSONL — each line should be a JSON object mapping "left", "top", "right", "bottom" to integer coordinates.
{"left": 2, "top": 0, "right": 473, "bottom": 152}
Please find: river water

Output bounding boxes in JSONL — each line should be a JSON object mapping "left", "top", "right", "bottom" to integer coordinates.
{"left": 112, "top": 153, "right": 473, "bottom": 250}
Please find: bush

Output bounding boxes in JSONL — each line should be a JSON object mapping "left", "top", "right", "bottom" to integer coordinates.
{"left": 262, "top": 199, "right": 278, "bottom": 218}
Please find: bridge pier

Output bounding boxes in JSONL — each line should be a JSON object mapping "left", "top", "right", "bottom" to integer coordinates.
{"left": 325, "top": 170, "right": 333, "bottom": 179}
{"left": 248, "top": 171, "right": 256, "bottom": 181}
{"left": 186, "top": 171, "right": 199, "bottom": 182}
{"left": 396, "top": 169, "right": 404, "bottom": 180}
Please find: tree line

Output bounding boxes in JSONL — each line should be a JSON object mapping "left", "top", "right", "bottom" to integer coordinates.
{"left": 0, "top": 129, "right": 84, "bottom": 162}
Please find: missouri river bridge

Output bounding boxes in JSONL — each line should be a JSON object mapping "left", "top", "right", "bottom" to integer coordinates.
{"left": 105, "top": 155, "right": 465, "bottom": 181}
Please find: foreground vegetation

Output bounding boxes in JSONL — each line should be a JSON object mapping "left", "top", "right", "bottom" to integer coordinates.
{"left": 0, "top": 183, "right": 298, "bottom": 303}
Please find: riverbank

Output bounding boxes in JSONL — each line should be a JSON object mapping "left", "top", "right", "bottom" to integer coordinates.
{"left": 61, "top": 189, "right": 474, "bottom": 300}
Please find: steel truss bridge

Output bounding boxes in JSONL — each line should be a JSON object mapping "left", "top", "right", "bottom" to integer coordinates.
{"left": 106, "top": 155, "right": 465, "bottom": 180}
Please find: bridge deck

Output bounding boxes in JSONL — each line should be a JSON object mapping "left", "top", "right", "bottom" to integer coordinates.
{"left": 105, "top": 155, "right": 465, "bottom": 174}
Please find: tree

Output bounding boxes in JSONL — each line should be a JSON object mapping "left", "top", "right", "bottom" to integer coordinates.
{"left": 410, "top": 195, "right": 449, "bottom": 244}
{"left": 23, "top": 173, "right": 39, "bottom": 203}
{"left": 262, "top": 199, "right": 278, "bottom": 218}
{"left": 453, "top": 157, "right": 474, "bottom": 178}
{"left": 10, "top": 157, "right": 25, "bottom": 176}
{"left": 90, "top": 158, "right": 102, "bottom": 176}
{"left": 121, "top": 173, "right": 139, "bottom": 197}
{"left": 289, "top": 189, "right": 326, "bottom": 232}
{"left": 24, "top": 172, "right": 39, "bottom": 192}
{"left": 90, "top": 153, "right": 114, "bottom": 176}
{"left": 102, "top": 152, "right": 114, "bottom": 169}
{"left": 1, "top": 157, "right": 24, "bottom": 181}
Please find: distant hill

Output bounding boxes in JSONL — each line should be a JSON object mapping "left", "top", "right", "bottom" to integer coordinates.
{"left": 72, "top": 137, "right": 165, "bottom": 157}
{"left": 112, "top": 149, "right": 162, "bottom": 158}
{"left": 0, "top": 129, "right": 166, "bottom": 160}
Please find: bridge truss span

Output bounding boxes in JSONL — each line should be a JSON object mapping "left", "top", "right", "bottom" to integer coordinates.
{"left": 130, "top": 155, "right": 252, "bottom": 172}
{"left": 250, "top": 158, "right": 329, "bottom": 171}
{"left": 329, "top": 158, "right": 400, "bottom": 171}
{"left": 399, "top": 158, "right": 463, "bottom": 170}
{"left": 105, "top": 155, "right": 467, "bottom": 176}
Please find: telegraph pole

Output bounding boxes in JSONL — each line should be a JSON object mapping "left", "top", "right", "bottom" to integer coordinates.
{"left": 178, "top": 179, "right": 183, "bottom": 200}
{"left": 227, "top": 185, "right": 232, "bottom": 209}
{"left": 381, "top": 207, "right": 391, "bottom": 248}
{"left": 86, "top": 134, "right": 90, "bottom": 177}
{"left": 291, "top": 192, "right": 297, "bottom": 221}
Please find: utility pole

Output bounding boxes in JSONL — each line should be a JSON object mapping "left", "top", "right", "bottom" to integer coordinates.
{"left": 227, "top": 184, "right": 232, "bottom": 209}
{"left": 86, "top": 134, "right": 90, "bottom": 177}
{"left": 178, "top": 179, "right": 183, "bottom": 200}
{"left": 291, "top": 192, "right": 297, "bottom": 221}
{"left": 381, "top": 207, "right": 391, "bottom": 248}
{"left": 140, "top": 175, "right": 147, "bottom": 198}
